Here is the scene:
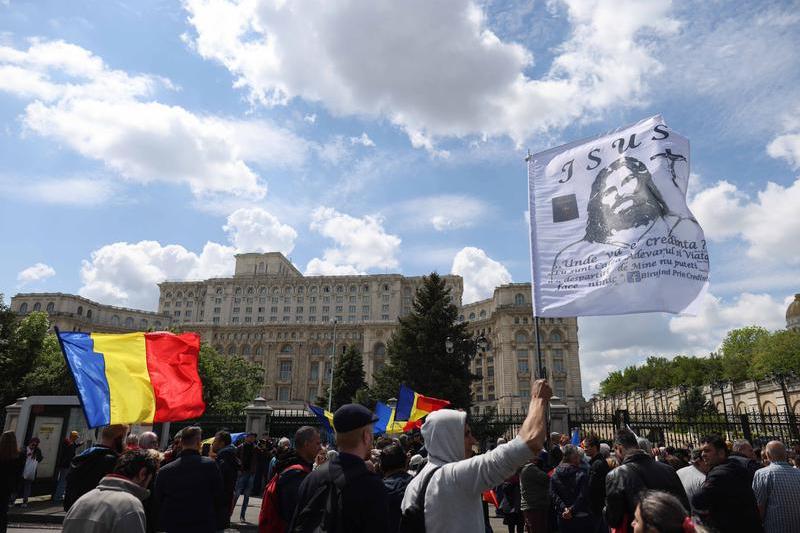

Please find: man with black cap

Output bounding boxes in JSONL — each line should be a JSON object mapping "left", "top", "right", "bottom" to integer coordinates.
{"left": 289, "top": 403, "right": 388, "bottom": 532}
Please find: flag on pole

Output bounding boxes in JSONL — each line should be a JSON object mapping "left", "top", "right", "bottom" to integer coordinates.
{"left": 308, "top": 404, "right": 335, "bottom": 435}
{"left": 571, "top": 428, "right": 581, "bottom": 446}
{"left": 395, "top": 385, "right": 450, "bottom": 424}
{"left": 374, "top": 402, "right": 393, "bottom": 434}
{"left": 527, "top": 115, "right": 709, "bottom": 317}
{"left": 56, "top": 330, "right": 205, "bottom": 428}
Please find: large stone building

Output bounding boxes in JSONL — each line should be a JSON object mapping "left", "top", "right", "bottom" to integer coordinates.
{"left": 10, "top": 252, "right": 585, "bottom": 411}
{"left": 10, "top": 293, "right": 171, "bottom": 333}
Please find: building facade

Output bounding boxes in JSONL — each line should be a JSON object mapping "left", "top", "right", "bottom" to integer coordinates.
{"left": 10, "top": 293, "right": 171, "bottom": 333}
{"left": 460, "top": 285, "right": 582, "bottom": 411}
{"left": 10, "top": 252, "right": 586, "bottom": 411}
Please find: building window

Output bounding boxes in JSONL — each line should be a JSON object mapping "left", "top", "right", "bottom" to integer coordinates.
{"left": 550, "top": 331, "right": 562, "bottom": 342}
{"left": 279, "top": 361, "right": 292, "bottom": 381}
{"left": 213, "top": 317, "right": 220, "bottom": 324}
{"left": 468, "top": 312, "right": 475, "bottom": 319}
{"left": 381, "top": 314, "right": 389, "bottom": 321}
{"left": 45, "top": 302, "right": 55, "bottom": 312}
{"left": 19, "top": 303, "right": 28, "bottom": 313}
{"left": 517, "top": 358, "right": 529, "bottom": 374}
{"left": 515, "top": 293, "right": 525, "bottom": 305}
{"left": 480, "top": 310, "right": 486, "bottom": 318}
{"left": 515, "top": 332, "right": 528, "bottom": 344}
{"left": 310, "top": 364, "right": 319, "bottom": 382}
{"left": 111, "top": 315, "right": 120, "bottom": 325}
{"left": 244, "top": 316, "right": 252, "bottom": 323}
{"left": 487, "top": 367, "right": 494, "bottom": 378}
{"left": 519, "top": 380, "right": 531, "bottom": 397}
{"left": 231, "top": 317, "right": 239, "bottom": 323}
{"left": 278, "top": 387, "right": 290, "bottom": 402}
{"left": 554, "top": 379, "right": 566, "bottom": 398}
{"left": 245, "top": 306, "right": 252, "bottom": 313}
{"left": 233, "top": 307, "right": 240, "bottom": 314}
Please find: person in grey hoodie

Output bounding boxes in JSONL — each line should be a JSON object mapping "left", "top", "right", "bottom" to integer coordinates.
{"left": 63, "top": 449, "right": 158, "bottom": 533}
{"left": 401, "top": 379, "right": 551, "bottom": 532}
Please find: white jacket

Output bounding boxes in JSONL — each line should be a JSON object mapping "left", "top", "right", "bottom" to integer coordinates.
{"left": 401, "top": 409, "right": 533, "bottom": 532}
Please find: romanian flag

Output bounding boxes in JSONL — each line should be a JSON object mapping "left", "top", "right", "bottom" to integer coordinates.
{"left": 308, "top": 404, "right": 334, "bottom": 435}
{"left": 374, "top": 402, "right": 407, "bottom": 435}
{"left": 395, "top": 385, "right": 450, "bottom": 426}
{"left": 56, "top": 330, "right": 205, "bottom": 428}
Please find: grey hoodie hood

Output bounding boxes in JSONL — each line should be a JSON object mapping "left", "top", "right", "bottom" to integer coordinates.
{"left": 96, "top": 475, "right": 149, "bottom": 501}
{"left": 421, "top": 409, "right": 467, "bottom": 466}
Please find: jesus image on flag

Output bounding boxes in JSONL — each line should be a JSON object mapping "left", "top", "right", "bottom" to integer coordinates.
{"left": 528, "top": 115, "right": 709, "bottom": 317}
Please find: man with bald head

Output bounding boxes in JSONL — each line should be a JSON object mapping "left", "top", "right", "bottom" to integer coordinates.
{"left": 752, "top": 440, "right": 800, "bottom": 533}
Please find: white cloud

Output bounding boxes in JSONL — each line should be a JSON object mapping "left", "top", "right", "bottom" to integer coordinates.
{"left": 305, "top": 207, "right": 401, "bottom": 274}
{"left": 450, "top": 246, "right": 512, "bottom": 303}
{"left": 0, "top": 39, "right": 308, "bottom": 200}
{"left": 768, "top": 133, "right": 800, "bottom": 168}
{"left": 78, "top": 207, "right": 296, "bottom": 309}
{"left": 303, "top": 113, "right": 316, "bottom": 124}
{"left": 689, "top": 178, "right": 800, "bottom": 264}
{"left": 0, "top": 175, "right": 115, "bottom": 206}
{"left": 304, "top": 258, "right": 362, "bottom": 276}
{"left": 388, "top": 194, "right": 491, "bottom": 231}
{"left": 223, "top": 207, "right": 297, "bottom": 255}
{"left": 183, "top": 0, "right": 678, "bottom": 149}
{"left": 17, "top": 262, "right": 55, "bottom": 285}
{"left": 349, "top": 132, "right": 375, "bottom": 147}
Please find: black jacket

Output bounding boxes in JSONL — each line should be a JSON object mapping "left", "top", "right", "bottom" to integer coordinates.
{"left": 276, "top": 454, "right": 312, "bottom": 523}
{"left": 57, "top": 440, "right": 79, "bottom": 469}
{"left": 692, "top": 458, "right": 763, "bottom": 533}
{"left": 0, "top": 455, "right": 24, "bottom": 500}
{"left": 215, "top": 445, "right": 241, "bottom": 526}
{"left": 550, "top": 464, "right": 589, "bottom": 515}
{"left": 605, "top": 450, "right": 688, "bottom": 530}
{"left": 728, "top": 454, "right": 760, "bottom": 482}
{"left": 63, "top": 445, "right": 119, "bottom": 511}
{"left": 587, "top": 454, "right": 609, "bottom": 515}
{"left": 290, "top": 452, "right": 388, "bottom": 533}
{"left": 383, "top": 471, "right": 412, "bottom": 533}
{"left": 154, "top": 449, "right": 225, "bottom": 533}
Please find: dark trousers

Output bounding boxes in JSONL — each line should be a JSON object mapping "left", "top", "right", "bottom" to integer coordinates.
{"left": 523, "top": 509, "right": 548, "bottom": 533}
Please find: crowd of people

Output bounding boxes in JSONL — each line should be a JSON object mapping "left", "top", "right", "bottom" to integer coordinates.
{"left": 0, "top": 379, "right": 798, "bottom": 532}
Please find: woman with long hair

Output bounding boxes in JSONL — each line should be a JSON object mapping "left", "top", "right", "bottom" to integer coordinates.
{"left": 632, "top": 490, "right": 701, "bottom": 533}
{"left": 0, "top": 431, "right": 24, "bottom": 533}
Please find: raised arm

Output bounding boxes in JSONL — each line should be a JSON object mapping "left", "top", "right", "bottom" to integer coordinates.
{"left": 518, "top": 379, "right": 552, "bottom": 453}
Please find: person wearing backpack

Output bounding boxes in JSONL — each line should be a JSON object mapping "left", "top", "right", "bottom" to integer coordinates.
{"left": 400, "top": 379, "right": 552, "bottom": 533}
{"left": 258, "top": 426, "right": 320, "bottom": 533}
{"left": 289, "top": 404, "right": 388, "bottom": 532}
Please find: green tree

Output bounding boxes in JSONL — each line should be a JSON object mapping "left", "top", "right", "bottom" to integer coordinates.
{"left": 21, "top": 333, "right": 74, "bottom": 396}
{"left": 719, "top": 326, "right": 768, "bottom": 383}
{"left": 197, "top": 344, "right": 263, "bottom": 415}
{"left": 330, "top": 344, "right": 367, "bottom": 411}
{"left": 676, "top": 386, "right": 716, "bottom": 418}
{"left": 0, "top": 298, "right": 50, "bottom": 407}
{"left": 751, "top": 329, "right": 800, "bottom": 379}
{"left": 372, "top": 272, "right": 475, "bottom": 408}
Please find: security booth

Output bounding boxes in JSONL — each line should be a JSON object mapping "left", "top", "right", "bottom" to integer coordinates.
{"left": 3, "top": 396, "right": 96, "bottom": 497}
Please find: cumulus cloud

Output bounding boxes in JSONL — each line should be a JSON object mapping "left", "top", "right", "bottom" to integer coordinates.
{"left": 349, "top": 132, "right": 375, "bottom": 147}
{"left": 183, "top": 0, "right": 678, "bottom": 150}
{"left": 450, "top": 246, "right": 512, "bottom": 303}
{"left": 689, "top": 177, "right": 800, "bottom": 264}
{"left": 768, "top": 133, "right": 800, "bottom": 168}
{"left": 223, "top": 207, "right": 297, "bottom": 255}
{"left": 0, "top": 39, "right": 308, "bottom": 200}
{"left": 305, "top": 207, "right": 401, "bottom": 274}
{"left": 17, "top": 262, "right": 55, "bottom": 285}
{"left": 79, "top": 207, "right": 296, "bottom": 309}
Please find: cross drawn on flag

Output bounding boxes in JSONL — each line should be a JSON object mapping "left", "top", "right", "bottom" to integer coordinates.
{"left": 55, "top": 328, "right": 206, "bottom": 428}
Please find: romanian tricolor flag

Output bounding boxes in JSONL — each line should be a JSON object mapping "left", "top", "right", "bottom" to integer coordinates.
{"left": 374, "top": 402, "right": 407, "bottom": 435}
{"left": 308, "top": 404, "right": 334, "bottom": 435}
{"left": 395, "top": 384, "right": 450, "bottom": 430}
{"left": 56, "top": 330, "right": 205, "bottom": 428}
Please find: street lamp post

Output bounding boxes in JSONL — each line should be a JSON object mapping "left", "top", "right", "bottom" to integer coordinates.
{"left": 327, "top": 319, "right": 337, "bottom": 412}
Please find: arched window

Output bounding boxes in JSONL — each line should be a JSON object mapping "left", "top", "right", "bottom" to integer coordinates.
{"left": 310, "top": 345, "right": 321, "bottom": 356}
{"left": 46, "top": 302, "right": 55, "bottom": 312}
{"left": 350, "top": 285, "right": 357, "bottom": 293}
{"left": 33, "top": 302, "right": 41, "bottom": 311}
{"left": 124, "top": 317, "right": 134, "bottom": 328}
{"left": 247, "top": 287, "right": 254, "bottom": 295}
{"left": 241, "top": 345, "right": 251, "bottom": 357}
{"left": 235, "top": 287, "right": 242, "bottom": 295}
{"left": 216, "top": 287, "right": 223, "bottom": 295}
{"left": 153, "top": 320, "right": 160, "bottom": 328}
{"left": 227, "top": 345, "right": 236, "bottom": 356}
{"left": 479, "top": 310, "right": 486, "bottom": 318}
{"left": 259, "top": 287, "right": 267, "bottom": 295}
{"left": 187, "top": 291, "right": 194, "bottom": 298}
{"left": 284, "top": 286, "right": 293, "bottom": 295}
{"left": 254, "top": 346, "right": 262, "bottom": 357}
{"left": 514, "top": 293, "right": 525, "bottom": 305}
{"left": 310, "top": 286, "right": 318, "bottom": 294}
{"left": 550, "top": 331, "right": 562, "bottom": 342}
{"left": 468, "top": 312, "right": 476, "bottom": 319}
{"left": 374, "top": 343, "right": 386, "bottom": 357}
{"left": 166, "top": 291, "right": 173, "bottom": 298}
{"left": 139, "top": 319, "right": 148, "bottom": 329}
{"left": 87, "top": 309, "right": 93, "bottom": 319}
{"left": 793, "top": 401, "right": 800, "bottom": 416}
{"left": 19, "top": 303, "right": 28, "bottom": 313}
{"left": 736, "top": 402, "right": 748, "bottom": 415}
{"left": 281, "top": 344, "right": 293, "bottom": 354}
{"left": 176, "top": 291, "right": 183, "bottom": 298}
{"left": 76, "top": 305, "right": 83, "bottom": 316}
{"left": 297, "top": 286, "right": 304, "bottom": 294}
{"left": 762, "top": 401, "right": 777, "bottom": 414}
{"left": 111, "top": 315, "right": 120, "bottom": 326}
{"left": 258, "top": 261, "right": 266, "bottom": 272}
{"left": 515, "top": 332, "right": 528, "bottom": 344}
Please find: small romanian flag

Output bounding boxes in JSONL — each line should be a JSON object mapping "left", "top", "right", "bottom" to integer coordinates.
{"left": 308, "top": 404, "right": 334, "bottom": 434}
{"left": 56, "top": 330, "right": 205, "bottom": 428}
{"left": 395, "top": 384, "right": 450, "bottom": 430}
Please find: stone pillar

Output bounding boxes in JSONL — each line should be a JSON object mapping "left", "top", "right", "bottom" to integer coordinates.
{"left": 244, "top": 397, "right": 273, "bottom": 436}
{"left": 3, "top": 398, "right": 25, "bottom": 444}
{"left": 549, "top": 396, "right": 570, "bottom": 436}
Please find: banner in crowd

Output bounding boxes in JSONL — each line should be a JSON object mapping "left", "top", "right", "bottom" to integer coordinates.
{"left": 527, "top": 115, "right": 709, "bottom": 317}
{"left": 395, "top": 385, "right": 450, "bottom": 427}
{"left": 309, "top": 404, "right": 335, "bottom": 435}
{"left": 56, "top": 330, "right": 205, "bottom": 428}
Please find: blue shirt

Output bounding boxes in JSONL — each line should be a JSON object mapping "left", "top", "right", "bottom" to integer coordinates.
{"left": 752, "top": 461, "right": 800, "bottom": 533}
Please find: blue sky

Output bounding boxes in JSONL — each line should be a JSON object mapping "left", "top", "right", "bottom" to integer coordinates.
{"left": 2, "top": 0, "right": 799, "bottom": 394}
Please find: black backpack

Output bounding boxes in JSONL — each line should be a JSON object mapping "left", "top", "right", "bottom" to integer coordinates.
{"left": 399, "top": 466, "right": 441, "bottom": 533}
{"left": 290, "top": 461, "right": 364, "bottom": 533}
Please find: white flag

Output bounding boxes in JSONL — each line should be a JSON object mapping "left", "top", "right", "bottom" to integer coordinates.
{"left": 528, "top": 115, "right": 709, "bottom": 317}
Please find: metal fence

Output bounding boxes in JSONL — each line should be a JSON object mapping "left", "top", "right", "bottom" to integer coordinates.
{"left": 163, "top": 409, "right": 331, "bottom": 444}
{"left": 470, "top": 408, "right": 799, "bottom": 449}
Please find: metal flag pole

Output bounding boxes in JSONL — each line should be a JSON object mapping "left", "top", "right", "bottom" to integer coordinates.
{"left": 327, "top": 319, "right": 337, "bottom": 412}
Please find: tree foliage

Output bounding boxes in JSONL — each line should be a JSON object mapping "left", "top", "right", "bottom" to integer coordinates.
{"left": 371, "top": 272, "right": 475, "bottom": 408}
{"left": 0, "top": 297, "right": 50, "bottom": 407}
{"left": 330, "top": 344, "right": 367, "bottom": 411}
{"left": 21, "top": 333, "right": 74, "bottom": 396}
{"left": 598, "top": 326, "right": 800, "bottom": 397}
{"left": 676, "top": 386, "right": 716, "bottom": 418}
{"left": 197, "top": 344, "right": 263, "bottom": 415}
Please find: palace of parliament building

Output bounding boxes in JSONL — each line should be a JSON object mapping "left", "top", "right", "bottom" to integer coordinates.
{"left": 11, "top": 252, "right": 583, "bottom": 411}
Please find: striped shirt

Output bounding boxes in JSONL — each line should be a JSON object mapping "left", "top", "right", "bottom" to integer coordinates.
{"left": 752, "top": 461, "right": 800, "bottom": 533}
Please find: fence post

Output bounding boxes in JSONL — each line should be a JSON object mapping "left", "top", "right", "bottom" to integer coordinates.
{"left": 739, "top": 414, "right": 752, "bottom": 442}
{"left": 244, "top": 397, "right": 273, "bottom": 436}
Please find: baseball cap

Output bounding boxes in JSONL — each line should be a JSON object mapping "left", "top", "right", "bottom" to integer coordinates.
{"left": 333, "top": 403, "right": 380, "bottom": 433}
